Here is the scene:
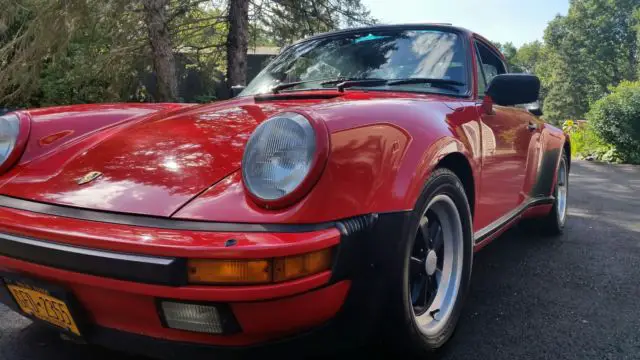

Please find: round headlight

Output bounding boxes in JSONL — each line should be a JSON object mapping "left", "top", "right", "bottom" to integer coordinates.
{"left": 0, "top": 114, "right": 21, "bottom": 165}
{"left": 242, "top": 112, "right": 327, "bottom": 207}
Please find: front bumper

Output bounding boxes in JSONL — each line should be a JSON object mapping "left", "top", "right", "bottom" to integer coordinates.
{"left": 0, "top": 201, "right": 411, "bottom": 357}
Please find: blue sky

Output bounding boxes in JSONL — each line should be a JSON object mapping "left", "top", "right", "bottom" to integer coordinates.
{"left": 361, "top": 0, "right": 570, "bottom": 47}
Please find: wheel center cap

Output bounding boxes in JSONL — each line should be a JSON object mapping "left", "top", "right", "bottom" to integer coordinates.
{"left": 425, "top": 250, "right": 438, "bottom": 276}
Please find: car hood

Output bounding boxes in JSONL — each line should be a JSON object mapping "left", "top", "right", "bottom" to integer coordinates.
{"left": 0, "top": 100, "right": 297, "bottom": 217}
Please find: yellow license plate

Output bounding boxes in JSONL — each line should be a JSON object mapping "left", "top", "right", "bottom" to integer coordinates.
{"left": 7, "top": 283, "right": 81, "bottom": 336}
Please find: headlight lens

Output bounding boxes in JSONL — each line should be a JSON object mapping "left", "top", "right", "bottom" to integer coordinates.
{"left": 0, "top": 114, "right": 20, "bottom": 165}
{"left": 242, "top": 112, "right": 317, "bottom": 202}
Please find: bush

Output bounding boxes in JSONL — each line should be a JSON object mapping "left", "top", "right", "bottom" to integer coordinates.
{"left": 563, "top": 120, "right": 623, "bottom": 163}
{"left": 587, "top": 81, "right": 640, "bottom": 164}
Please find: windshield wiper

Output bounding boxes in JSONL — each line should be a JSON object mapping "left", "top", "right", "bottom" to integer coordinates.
{"left": 271, "top": 77, "right": 464, "bottom": 94}
{"left": 387, "top": 78, "right": 465, "bottom": 91}
{"left": 337, "top": 78, "right": 465, "bottom": 92}
{"left": 270, "top": 77, "right": 385, "bottom": 94}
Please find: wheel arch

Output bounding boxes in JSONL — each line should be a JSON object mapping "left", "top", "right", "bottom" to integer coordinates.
{"left": 434, "top": 152, "right": 476, "bottom": 218}
{"left": 563, "top": 136, "right": 571, "bottom": 171}
{"left": 407, "top": 136, "right": 479, "bottom": 219}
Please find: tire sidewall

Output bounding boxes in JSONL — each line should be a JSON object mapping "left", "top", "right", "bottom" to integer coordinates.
{"left": 388, "top": 169, "right": 474, "bottom": 353}
{"left": 554, "top": 153, "right": 569, "bottom": 230}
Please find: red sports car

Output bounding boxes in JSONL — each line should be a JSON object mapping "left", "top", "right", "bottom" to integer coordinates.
{"left": 0, "top": 24, "right": 569, "bottom": 357}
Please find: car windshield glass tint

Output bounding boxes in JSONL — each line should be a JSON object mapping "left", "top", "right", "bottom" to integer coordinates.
{"left": 241, "top": 29, "right": 468, "bottom": 96}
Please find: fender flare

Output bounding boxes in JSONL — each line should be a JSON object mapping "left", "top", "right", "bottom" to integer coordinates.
{"left": 404, "top": 136, "right": 479, "bottom": 212}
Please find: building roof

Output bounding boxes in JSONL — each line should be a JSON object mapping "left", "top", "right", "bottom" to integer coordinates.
{"left": 247, "top": 46, "right": 280, "bottom": 56}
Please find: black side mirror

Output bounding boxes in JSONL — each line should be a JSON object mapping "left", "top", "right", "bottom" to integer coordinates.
{"left": 486, "top": 74, "right": 540, "bottom": 106}
{"left": 525, "top": 101, "right": 543, "bottom": 116}
{"left": 231, "top": 85, "right": 246, "bottom": 98}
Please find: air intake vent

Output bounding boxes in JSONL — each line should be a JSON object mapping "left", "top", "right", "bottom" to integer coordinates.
{"left": 336, "top": 214, "right": 378, "bottom": 236}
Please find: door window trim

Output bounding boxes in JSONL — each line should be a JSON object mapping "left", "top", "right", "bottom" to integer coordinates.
{"left": 474, "top": 38, "right": 509, "bottom": 102}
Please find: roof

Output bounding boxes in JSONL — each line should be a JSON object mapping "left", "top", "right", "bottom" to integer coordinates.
{"left": 289, "top": 23, "right": 475, "bottom": 47}
{"left": 285, "top": 23, "right": 503, "bottom": 60}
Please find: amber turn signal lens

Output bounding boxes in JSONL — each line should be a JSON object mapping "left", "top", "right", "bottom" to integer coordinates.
{"left": 273, "top": 248, "right": 333, "bottom": 282}
{"left": 188, "top": 259, "right": 272, "bottom": 284}
{"left": 187, "top": 248, "right": 334, "bottom": 285}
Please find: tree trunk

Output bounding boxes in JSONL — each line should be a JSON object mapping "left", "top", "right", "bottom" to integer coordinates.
{"left": 226, "top": 0, "right": 249, "bottom": 89}
{"left": 142, "top": 0, "right": 178, "bottom": 102}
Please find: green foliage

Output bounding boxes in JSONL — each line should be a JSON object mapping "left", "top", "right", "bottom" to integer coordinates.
{"left": 539, "top": 0, "right": 640, "bottom": 123}
{"left": 563, "top": 120, "right": 622, "bottom": 163}
{"left": 513, "top": 41, "right": 544, "bottom": 74}
{"left": 586, "top": 81, "right": 640, "bottom": 164}
{"left": 1, "top": 0, "right": 145, "bottom": 107}
{"left": 493, "top": 41, "right": 522, "bottom": 72}
{"left": 1, "top": 0, "right": 373, "bottom": 106}
{"left": 252, "top": 0, "right": 375, "bottom": 47}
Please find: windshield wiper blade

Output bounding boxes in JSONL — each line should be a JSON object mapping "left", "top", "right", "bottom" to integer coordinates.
{"left": 271, "top": 77, "right": 385, "bottom": 94}
{"left": 271, "top": 79, "right": 321, "bottom": 93}
{"left": 336, "top": 78, "right": 388, "bottom": 92}
{"left": 337, "top": 77, "right": 465, "bottom": 92}
{"left": 272, "top": 77, "right": 463, "bottom": 94}
{"left": 386, "top": 78, "right": 465, "bottom": 91}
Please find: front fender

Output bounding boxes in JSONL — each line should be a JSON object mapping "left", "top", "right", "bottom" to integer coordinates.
{"left": 174, "top": 100, "right": 480, "bottom": 223}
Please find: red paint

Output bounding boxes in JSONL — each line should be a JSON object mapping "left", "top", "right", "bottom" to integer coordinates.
{"left": 0, "top": 256, "right": 347, "bottom": 345}
{"left": 38, "top": 129, "right": 74, "bottom": 146}
{"left": 475, "top": 104, "right": 537, "bottom": 229}
{"left": 0, "top": 206, "right": 341, "bottom": 259}
{"left": 231, "top": 280, "right": 350, "bottom": 336}
{"left": 18, "top": 103, "right": 191, "bottom": 165}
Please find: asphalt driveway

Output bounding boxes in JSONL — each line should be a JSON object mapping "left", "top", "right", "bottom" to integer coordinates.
{"left": 1, "top": 160, "right": 639, "bottom": 360}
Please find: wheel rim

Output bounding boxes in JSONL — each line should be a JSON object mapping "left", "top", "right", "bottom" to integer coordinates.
{"left": 556, "top": 158, "right": 568, "bottom": 224}
{"left": 409, "top": 194, "right": 464, "bottom": 336}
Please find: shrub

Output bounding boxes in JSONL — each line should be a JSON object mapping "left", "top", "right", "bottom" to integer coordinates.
{"left": 587, "top": 81, "right": 640, "bottom": 164}
{"left": 563, "top": 120, "right": 623, "bottom": 163}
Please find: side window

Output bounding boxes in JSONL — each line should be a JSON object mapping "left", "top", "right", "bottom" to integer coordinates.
{"left": 475, "top": 46, "right": 487, "bottom": 97}
{"left": 475, "top": 40, "right": 506, "bottom": 97}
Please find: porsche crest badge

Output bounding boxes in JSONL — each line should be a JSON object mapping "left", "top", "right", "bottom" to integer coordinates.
{"left": 76, "top": 171, "right": 103, "bottom": 185}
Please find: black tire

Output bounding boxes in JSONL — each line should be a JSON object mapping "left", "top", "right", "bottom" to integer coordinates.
{"left": 530, "top": 151, "right": 569, "bottom": 236}
{"left": 383, "top": 168, "right": 474, "bottom": 355}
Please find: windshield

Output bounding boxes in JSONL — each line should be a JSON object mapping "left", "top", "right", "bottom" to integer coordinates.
{"left": 241, "top": 29, "right": 469, "bottom": 96}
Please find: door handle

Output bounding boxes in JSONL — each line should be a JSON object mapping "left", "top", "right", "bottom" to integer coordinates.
{"left": 527, "top": 123, "right": 538, "bottom": 132}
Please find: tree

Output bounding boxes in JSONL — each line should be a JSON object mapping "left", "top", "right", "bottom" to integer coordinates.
{"left": 142, "top": 0, "right": 178, "bottom": 101}
{"left": 494, "top": 41, "right": 523, "bottom": 72}
{"left": 539, "top": 0, "right": 640, "bottom": 122}
{"left": 226, "top": 0, "right": 249, "bottom": 87}
{"left": 514, "top": 41, "right": 544, "bottom": 74}
{"left": 252, "top": 0, "right": 374, "bottom": 46}
{"left": 1, "top": 0, "right": 374, "bottom": 106}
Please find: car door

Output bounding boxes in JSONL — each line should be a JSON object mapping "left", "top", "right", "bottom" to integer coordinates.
{"left": 474, "top": 40, "right": 537, "bottom": 229}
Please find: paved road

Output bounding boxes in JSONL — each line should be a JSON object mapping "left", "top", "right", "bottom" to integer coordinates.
{"left": 1, "top": 160, "right": 639, "bottom": 360}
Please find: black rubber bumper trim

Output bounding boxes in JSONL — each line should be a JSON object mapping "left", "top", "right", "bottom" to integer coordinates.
{"left": 0, "top": 232, "right": 187, "bottom": 286}
{"left": 0, "top": 195, "right": 336, "bottom": 233}
{"left": 474, "top": 196, "right": 554, "bottom": 244}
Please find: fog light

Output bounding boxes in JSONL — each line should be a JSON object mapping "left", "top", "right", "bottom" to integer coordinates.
{"left": 161, "top": 301, "right": 223, "bottom": 334}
